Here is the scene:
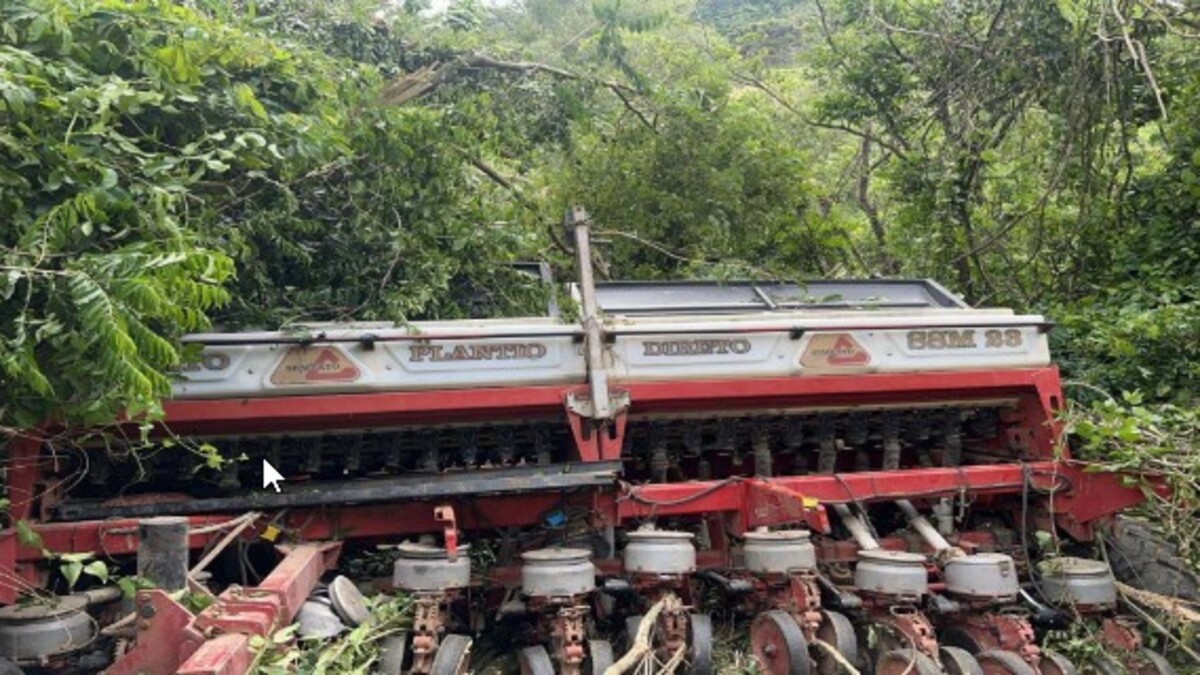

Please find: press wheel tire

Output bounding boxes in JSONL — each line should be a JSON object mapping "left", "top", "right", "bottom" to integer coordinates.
{"left": 815, "top": 610, "right": 857, "bottom": 675}
{"left": 1135, "top": 649, "right": 1176, "bottom": 675}
{"left": 1089, "top": 656, "right": 1125, "bottom": 675}
{"left": 940, "top": 625, "right": 986, "bottom": 655}
{"left": 942, "top": 646, "right": 985, "bottom": 675}
{"left": 874, "top": 648, "right": 940, "bottom": 675}
{"left": 430, "top": 634, "right": 472, "bottom": 675}
{"left": 977, "top": 650, "right": 1038, "bottom": 675}
{"left": 588, "top": 639, "right": 615, "bottom": 675}
{"left": 1107, "top": 516, "right": 1199, "bottom": 602}
{"left": 1039, "top": 649, "right": 1078, "bottom": 675}
{"left": 518, "top": 645, "right": 555, "bottom": 675}
{"left": 624, "top": 614, "right": 646, "bottom": 651}
{"left": 688, "top": 613, "right": 715, "bottom": 675}
{"left": 750, "top": 610, "right": 810, "bottom": 675}
{"left": 376, "top": 632, "right": 408, "bottom": 675}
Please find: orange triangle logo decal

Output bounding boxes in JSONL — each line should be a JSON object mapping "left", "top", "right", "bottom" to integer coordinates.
{"left": 800, "top": 333, "right": 872, "bottom": 368}
{"left": 271, "top": 346, "right": 362, "bottom": 385}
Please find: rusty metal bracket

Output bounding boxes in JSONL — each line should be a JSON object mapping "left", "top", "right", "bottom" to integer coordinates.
{"left": 106, "top": 590, "right": 207, "bottom": 675}
{"left": 565, "top": 389, "right": 630, "bottom": 462}
{"left": 434, "top": 505, "right": 458, "bottom": 562}
{"left": 109, "top": 542, "right": 341, "bottom": 675}
{"left": 744, "top": 479, "right": 830, "bottom": 534}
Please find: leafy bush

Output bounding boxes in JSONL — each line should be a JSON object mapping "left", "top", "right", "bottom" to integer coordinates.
{"left": 0, "top": 0, "right": 542, "bottom": 430}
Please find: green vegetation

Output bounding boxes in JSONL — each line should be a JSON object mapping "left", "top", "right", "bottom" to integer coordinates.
{"left": 2, "top": 0, "right": 1195, "bottom": 429}
{"left": 2, "top": 2, "right": 1197, "bottom": 669}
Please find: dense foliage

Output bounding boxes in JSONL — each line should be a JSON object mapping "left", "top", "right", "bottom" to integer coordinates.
{"left": 0, "top": 0, "right": 1196, "bottom": 447}
{"left": 0, "top": 0, "right": 543, "bottom": 428}
{"left": 1, "top": 0, "right": 1196, "bottom": 666}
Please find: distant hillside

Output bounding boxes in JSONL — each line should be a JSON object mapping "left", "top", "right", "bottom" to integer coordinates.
{"left": 694, "top": 0, "right": 812, "bottom": 65}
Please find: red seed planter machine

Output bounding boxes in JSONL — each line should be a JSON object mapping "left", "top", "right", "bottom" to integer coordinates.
{"left": 0, "top": 213, "right": 1172, "bottom": 675}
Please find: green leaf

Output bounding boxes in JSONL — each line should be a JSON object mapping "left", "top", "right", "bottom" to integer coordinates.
{"left": 15, "top": 520, "right": 43, "bottom": 550}
{"left": 83, "top": 560, "right": 110, "bottom": 583}
{"left": 233, "top": 83, "right": 269, "bottom": 121}
{"left": 61, "top": 560, "right": 83, "bottom": 590}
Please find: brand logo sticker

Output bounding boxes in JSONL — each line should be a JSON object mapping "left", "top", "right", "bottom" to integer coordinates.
{"left": 270, "top": 346, "right": 362, "bottom": 385}
{"left": 800, "top": 333, "right": 871, "bottom": 367}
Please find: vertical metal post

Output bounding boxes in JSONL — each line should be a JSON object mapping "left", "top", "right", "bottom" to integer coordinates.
{"left": 138, "top": 516, "right": 189, "bottom": 591}
{"left": 568, "top": 207, "right": 611, "bottom": 419}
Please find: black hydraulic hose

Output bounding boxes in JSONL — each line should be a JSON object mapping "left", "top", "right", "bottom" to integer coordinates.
{"left": 1020, "top": 587, "right": 1072, "bottom": 629}
{"left": 698, "top": 569, "right": 754, "bottom": 595}
{"left": 815, "top": 573, "right": 862, "bottom": 610}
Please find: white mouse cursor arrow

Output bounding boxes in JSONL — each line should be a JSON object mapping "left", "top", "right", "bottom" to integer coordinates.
{"left": 262, "top": 459, "right": 285, "bottom": 493}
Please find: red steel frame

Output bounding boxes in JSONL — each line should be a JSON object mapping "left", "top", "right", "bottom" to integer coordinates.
{"left": 0, "top": 367, "right": 1159, "bottom": 674}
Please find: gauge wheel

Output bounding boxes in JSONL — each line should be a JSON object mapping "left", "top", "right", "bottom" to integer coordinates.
{"left": 815, "top": 610, "right": 857, "bottom": 675}
{"left": 940, "top": 625, "right": 986, "bottom": 654}
{"left": 1135, "top": 649, "right": 1176, "bottom": 675}
{"left": 941, "top": 645, "right": 985, "bottom": 675}
{"left": 623, "top": 613, "right": 645, "bottom": 651}
{"left": 518, "top": 645, "right": 555, "bottom": 675}
{"left": 750, "top": 610, "right": 810, "bottom": 675}
{"left": 1038, "top": 649, "right": 1078, "bottom": 675}
{"left": 875, "top": 648, "right": 941, "bottom": 675}
{"left": 1089, "top": 655, "right": 1125, "bottom": 675}
{"left": 588, "top": 639, "right": 615, "bottom": 675}
{"left": 429, "top": 634, "right": 472, "bottom": 675}
{"left": 688, "top": 613, "right": 715, "bottom": 675}
{"left": 977, "top": 649, "right": 1038, "bottom": 675}
{"left": 376, "top": 632, "right": 408, "bottom": 675}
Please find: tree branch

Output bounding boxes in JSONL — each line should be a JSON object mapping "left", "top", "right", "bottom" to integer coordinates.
{"left": 381, "top": 52, "right": 656, "bottom": 132}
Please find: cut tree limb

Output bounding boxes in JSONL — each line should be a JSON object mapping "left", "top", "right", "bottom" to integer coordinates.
{"left": 605, "top": 594, "right": 674, "bottom": 675}
{"left": 381, "top": 52, "right": 656, "bottom": 132}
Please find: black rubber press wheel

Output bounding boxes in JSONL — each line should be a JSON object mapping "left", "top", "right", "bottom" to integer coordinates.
{"left": 1038, "top": 649, "right": 1079, "bottom": 675}
{"left": 941, "top": 646, "right": 985, "bottom": 675}
{"left": 875, "top": 648, "right": 940, "bottom": 675}
{"left": 976, "top": 649, "right": 1037, "bottom": 675}
{"left": 688, "top": 613, "right": 714, "bottom": 675}
{"left": 751, "top": 610, "right": 810, "bottom": 675}
{"left": 429, "top": 634, "right": 472, "bottom": 675}
{"left": 376, "top": 632, "right": 408, "bottom": 675}
{"left": 587, "top": 639, "right": 615, "bottom": 675}
{"left": 518, "top": 645, "right": 555, "bottom": 675}
{"left": 815, "top": 610, "right": 858, "bottom": 675}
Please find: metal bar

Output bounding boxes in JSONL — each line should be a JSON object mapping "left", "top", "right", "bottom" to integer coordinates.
{"left": 182, "top": 330, "right": 585, "bottom": 345}
{"left": 181, "top": 321, "right": 1053, "bottom": 346}
{"left": 110, "top": 543, "right": 340, "bottom": 675}
{"left": 18, "top": 493, "right": 596, "bottom": 563}
{"left": 160, "top": 385, "right": 574, "bottom": 433}
{"left": 175, "top": 634, "right": 253, "bottom": 675}
{"left": 13, "top": 515, "right": 240, "bottom": 563}
{"left": 620, "top": 368, "right": 1063, "bottom": 414}
{"left": 569, "top": 206, "right": 612, "bottom": 419}
{"left": 895, "top": 499, "right": 953, "bottom": 552}
{"left": 610, "top": 321, "right": 1052, "bottom": 334}
{"left": 833, "top": 504, "right": 880, "bottom": 550}
{"left": 752, "top": 285, "right": 778, "bottom": 310}
{"left": 254, "top": 543, "right": 335, "bottom": 621}
{"left": 156, "top": 369, "right": 1060, "bottom": 434}
{"left": 52, "top": 462, "right": 622, "bottom": 521}
{"left": 619, "top": 463, "right": 1058, "bottom": 520}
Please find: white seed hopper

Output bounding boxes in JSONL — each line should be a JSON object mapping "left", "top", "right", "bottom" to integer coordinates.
{"left": 173, "top": 280, "right": 1050, "bottom": 399}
